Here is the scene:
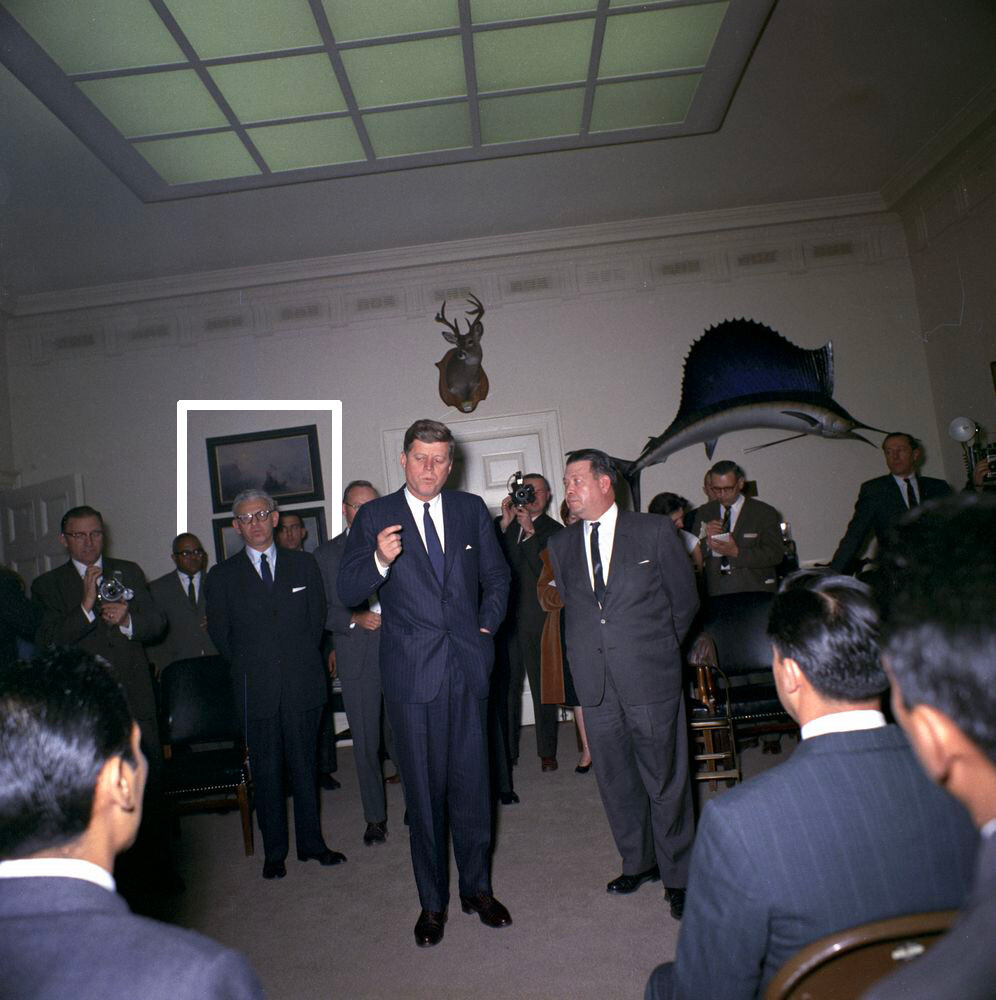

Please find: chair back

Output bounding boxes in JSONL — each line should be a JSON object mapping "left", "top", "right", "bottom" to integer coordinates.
{"left": 763, "top": 909, "right": 958, "bottom": 1000}
{"left": 699, "top": 591, "right": 775, "bottom": 677}
{"left": 160, "top": 655, "right": 238, "bottom": 747}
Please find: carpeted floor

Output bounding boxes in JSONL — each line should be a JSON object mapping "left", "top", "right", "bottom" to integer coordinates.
{"left": 155, "top": 722, "right": 795, "bottom": 1000}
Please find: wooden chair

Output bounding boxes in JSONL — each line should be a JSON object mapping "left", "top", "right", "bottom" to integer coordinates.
{"left": 764, "top": 909, "right": 958, "bottom": 1000}
{"left": 688, "top": 591, "right": 799, "bottom": 788}
{"left": 159, "top": 655, "right": 254, "bottom": 855}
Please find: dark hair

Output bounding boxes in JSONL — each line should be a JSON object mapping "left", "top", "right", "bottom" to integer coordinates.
{"left": 648, "top": 492, "right": 690, "bottom": 517}
{"left": 61, "top": 506, "right": 103, "bottom": 534}
{"left": 171, "top": 532, "right": 200, "bottom": 553}
{"left": 873, "top": 495, "right": 996, "bottom": 761}
{"left": 0, "top": 648, "right": 135, "bottom": 860}
{"left": 403, "top": 419, "right": 454, "bottom": 460}
{"left": 709, "top": 460, "right": 746, "bottom": 481}
{"left": 343, "top": 479, "right": 375, "bottom": 503}
{"left": 277, "top": 512, "right": 304, "bottom": 528}
{"left": 883, "top": 432, "right": 921, "bottom": 452}
{"left": 565, "top": 449, "right": 617, "bottom": 485}
{"left": 522, "top": 472, "right": 551, "bottom": 492}
{"left": 767, "top": 570, "right": 886, "bottom": 702}
{"left": 559, "top": 500, "right": 571, "bottom": 524}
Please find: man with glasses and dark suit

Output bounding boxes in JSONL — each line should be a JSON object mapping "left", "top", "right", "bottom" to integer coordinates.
{"left": 206, "top": 489, "right": 345, "bottom": 880}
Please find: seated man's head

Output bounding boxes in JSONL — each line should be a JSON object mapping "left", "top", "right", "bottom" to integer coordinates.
{"left": 873, "top": 495, "right": 996, "bottom": 822}
{"left": 767, "top": 571, "right": 886, "bottom": 724}
{"left": 0, "top": 648, "right": 146, "bottom": 865}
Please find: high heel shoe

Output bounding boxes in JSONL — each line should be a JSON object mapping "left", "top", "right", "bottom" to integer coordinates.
{"left": 575, "top": 753, "right": 592, "bottom": 774}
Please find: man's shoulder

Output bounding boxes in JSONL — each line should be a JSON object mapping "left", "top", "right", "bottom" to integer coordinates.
{"left": 743, "top": 496, "right": 779, "bottom": 517}
{"left": 858, "top": 474, "right": 894, "bottom": 495}
{"left": 32, "top": 561, "right": 73, "bottom": 587}
{"left": 149, "top": 571, "right": 177, "bottom": 592}
{"left": 314, "top": 531, "right": 347, "bottom": 558}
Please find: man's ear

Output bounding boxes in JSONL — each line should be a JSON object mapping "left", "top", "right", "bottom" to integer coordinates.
{"left": 904, "top": 703, "right": 959, "bottom": 785}
{"left": 96, "top": 754, "right": 139, "bottom": 815}
{"left": 774, "top": 654, "right": 804, "bottom": 695}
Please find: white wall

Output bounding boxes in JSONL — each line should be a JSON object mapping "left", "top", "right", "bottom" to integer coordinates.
{"left": 3, "top": 205, "right": 952, "bottom": 577}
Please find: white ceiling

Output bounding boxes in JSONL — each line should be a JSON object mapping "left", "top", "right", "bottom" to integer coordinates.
{"left": 1, "top": 0, "right": 994, "bottom": 304}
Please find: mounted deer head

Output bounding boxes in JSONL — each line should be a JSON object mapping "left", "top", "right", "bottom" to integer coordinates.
{"left": 434, "top": 294, "right": 489, "bottom": 413}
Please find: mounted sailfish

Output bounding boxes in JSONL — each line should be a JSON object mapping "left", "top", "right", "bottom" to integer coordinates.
{"left": 612, "top": 319, "right": 883, "bottom": 510}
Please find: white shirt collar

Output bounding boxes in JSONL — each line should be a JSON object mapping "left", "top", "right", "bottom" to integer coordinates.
{"left": 801, "top": 709, "right": 887, "bottom": 740}
{"left": 0, "top": 857, "right": 116, "bottom": 892}
{"left": 584, "top": 502, "right": 618, "bottom": 534}
{"left": 244, "top": 543, "right": 277, "bottom": 572}
{"left": 175, "top": 568, "right": 201, "bottom": 584}
{"left": 404, "top": 487, "right": 442, "bottom": 515}
{"left": 980, "top": 818, "right": 996, "bottom": 839}
{"left": 72, "top": 557, "right": 102, "bottom": 577}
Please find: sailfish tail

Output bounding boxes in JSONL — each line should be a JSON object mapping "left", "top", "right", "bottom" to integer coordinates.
{"left": 608, "top": 455, "right": 644, "bottom": 512}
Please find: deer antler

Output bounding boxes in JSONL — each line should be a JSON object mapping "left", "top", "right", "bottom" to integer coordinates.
{"left": 435, "top": 301, "right": 461, "bottom": 345}
{"left": 464, "top": 294, "right": 484, "bottom": 335}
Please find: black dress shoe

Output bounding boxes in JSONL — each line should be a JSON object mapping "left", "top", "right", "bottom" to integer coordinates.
{"left": 499, "top": 790, "right": 520, "bottom": 805}
{"left": 297, "top": 848, "right": 347, "bottom": 866}
{"left": 665, "top": 887, "right": 686, "bottom": 920}
{"left": 363, "top": 821, "right": 387, "bottom": 845}
{"left": 541, "top": 756, "right": 558, "bottom": 772}
{"left": 606, "top": 865, "right": 660, "bottom": 894}
{"left": 414, "top": 909, "right": 447, "bottom": 947}
{"left": 262, "top": 860, "right": 286, "bottom": 880}
{"left": 459, "top": 892, "right": 512, "bottom": 928}
{"left": 320, "top": 774, "right": 341, "bottom": 790}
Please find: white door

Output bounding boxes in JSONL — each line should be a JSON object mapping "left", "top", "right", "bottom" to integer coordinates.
{"left": 0, "top": 474, "right": 83, "bottom": 587}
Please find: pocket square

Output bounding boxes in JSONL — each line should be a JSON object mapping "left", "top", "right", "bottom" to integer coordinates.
{"left": 743, "top": 533, "right": 758, "bottom": 539}
{"left": 638, "top": 559, "right": 650, "bottom": 565}
{"left": 292, "top": 586, "right": 306, "bottom": 593}
{"left": 465, "top": 544, "right": 473, "bottom": 550}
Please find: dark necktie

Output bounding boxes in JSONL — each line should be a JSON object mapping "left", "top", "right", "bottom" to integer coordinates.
{"left": 259, "top": 552, "right": 273, "bottom": 591}
{"left": 720, "top": 505, "right": 732, "bottom": 574}
{"left": 186, "top": 574, "right": 197, "bottom": 607}
{"left": 590, "top": 521, "right": 606, "bottom": 607}
{"left": 905, "top": 478, "right": 917, "bottom": 509}
{"left": 423, "top": 503, "right": 445, "bottom": 584}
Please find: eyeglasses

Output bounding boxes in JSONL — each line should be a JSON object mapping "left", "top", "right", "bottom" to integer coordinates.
{"left": 63, "top": 530, "right": 104, "bottom": 541}
{"left": 174, "top": 548, "right": 205, "bottom": 558}
{"left": 344, "top": 501, "right": 367, "bottom": 510}
{"left": 234, "top": 509, "right": 274, "bottom": 524}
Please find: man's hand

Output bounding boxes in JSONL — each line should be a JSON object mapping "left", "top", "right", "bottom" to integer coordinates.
{"left": 81, "top": 565, "right": 101, "bottom": 613}
{"left": 352, "top": 610, "right": 381, "bottom": 631}
{"left": 973, "top": 457, "right": 990, "bottom": 489}
{"left": 327, "top": 650, "right": 337, "bottom": 677}
{"left": 100, "top": 600, "right": 131, "bottom": 629}
{"left": 707, "top": 534, "right": 739, "bottom": 558}
{"left": 703, "top": 519, "right": 725, "bottom": 538}
{"left": 498, "top": 495, "right": 516, "bottom": 531}
{"left": 513, "top": 505, "right": 535, "bottom": 539}
{"left": 376, "top": 524, "right": 403, "bottom": 567}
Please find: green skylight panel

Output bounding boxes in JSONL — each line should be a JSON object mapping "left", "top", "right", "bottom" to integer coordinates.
{"left": 134, "top": 132, "right": 260, "bottom": 184}
{"left": 589, "top": 75, "right": 700, "bottom": 132}
{"left": 209, "top": 54, "right": 346, "bottom": 123}
{"left": 475, "top": 20, "right": 593, "bottom": 93}
{"left": 600, "top": 4, "right": 728, "bottom": 78}
{"left": 164, "top": 0, "right": 323, "bottom": 59}
{"left": 471, "top": 0, "right": 597, "bottom": 24}
{"left": 321, "top": 0, "right": 458, "bottom": 42}
{"left": 4, "top": 0, "right": 183, "bottom": 74}
{"left": 480, "top": 89, "right": 584, "bottom": 144}
{"left": 364, "top": 104, "right": 471, "bottom": 158}
{"left": 249, "top": 119, "right": 366, "bottom": 170}
{"left": 342, "top": 36, "right": 465, "bottom": 108}
{"left": 78, "top": 70, "right": 228, "bottom": 137}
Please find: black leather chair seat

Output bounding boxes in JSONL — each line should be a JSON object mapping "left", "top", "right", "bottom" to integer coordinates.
{"left": 163, "top": 746, "right": 247, "bottom": 796}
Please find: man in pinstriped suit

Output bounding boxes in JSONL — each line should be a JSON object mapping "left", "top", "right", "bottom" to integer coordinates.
{"left": 337, "top": 419, "right": 510, "bottom": 948}
{"left": 645, "top": 572, "right": 978, "bottom": 1000}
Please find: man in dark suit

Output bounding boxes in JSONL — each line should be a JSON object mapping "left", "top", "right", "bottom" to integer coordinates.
{"left": 830, "top": 431, "right": 952, "bottom": 573}
{"left": 338, "top": 419, "right": 511, "bottom": 948}
{"left": 0, "top": 646, "right": 262, "bottom": 1000}
{"left": 547, "top": 449, "right": 699, "bottom": 920}
{"left": 689, "top": 460, "right": 784, "bottom": 597}
{"left": 146, "top": 533, "right": 217, "bottom": 672}
{"left": 206, "top": 488, "right": 344, "bottom": 880}
{"left": 496, "top": 473, "right": 562, "bottom": 770}
{"left": 865, "top": 495, "right": 995, "bottom": 1000}
{"left": 0, "top": 567, "right": 41, "bottom": 669}
{"left": 645, "top": 571, "right": 978, "bottom": 1000}
{"left": 314, "top": 479, "right": 390, "bottom": 846}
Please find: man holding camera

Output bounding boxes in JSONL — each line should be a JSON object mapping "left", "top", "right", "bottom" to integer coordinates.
{"left": 497, "top": 473, "right": 562, "bottom": 770}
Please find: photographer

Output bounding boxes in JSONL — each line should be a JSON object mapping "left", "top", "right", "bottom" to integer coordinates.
{"left": 31, "top": 505, "right": 169, "bottom": 903}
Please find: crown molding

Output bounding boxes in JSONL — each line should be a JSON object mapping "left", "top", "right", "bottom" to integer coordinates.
{"left": 881, "top": 72, "right": 996, "bottom": 208}
{"left": 7, "top": 191, "right": 886, "bottom": 319}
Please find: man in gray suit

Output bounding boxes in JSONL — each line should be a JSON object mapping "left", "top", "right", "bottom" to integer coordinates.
{"left": 0, "top": 647, "right": 262, "bottom": 1000}
{"left": 314, "top": 480, "right": 390, "bottom": 846}
{"left": 865, "top": 495, "right": 995, "bottom": 1000}
{"left": 646, "top": 571, "right": 978, "bottom": 1000}
{"left": 547, "top": 449, "right": 699, "bottom": 920}
{"left": 146, "top": 533, "right": 217, "bottom": 672}
{"left": 689, "top": 460, "right": 784, "bottom": 597}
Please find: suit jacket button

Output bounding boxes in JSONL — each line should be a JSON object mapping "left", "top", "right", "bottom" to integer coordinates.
{"left": 600, "top": 618, "right": 606, "bottom": 625}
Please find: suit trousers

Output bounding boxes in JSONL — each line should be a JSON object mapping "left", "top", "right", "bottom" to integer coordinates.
{"left": 247, "top": 704, "right": 325, "bottom": 863}
{"left": 585, "top": 670, "right": 694, "bottom": 884}
{"left": 508, "top": 621, "right": 560, "bottom": 760}
{"left": 387, "top": 653, "right": 492, "bottom": 912}
{"left": 339, "top": 666, "right": 388, "bottom": 824}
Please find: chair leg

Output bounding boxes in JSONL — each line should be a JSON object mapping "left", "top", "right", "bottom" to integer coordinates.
{"left": 237, "top": 781, "right": 254, "bottom": 856}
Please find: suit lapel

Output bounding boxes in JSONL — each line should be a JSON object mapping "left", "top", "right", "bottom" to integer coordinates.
{"left": 393, "top": 488, "right": 439, "bottom": 588}
{"left": 441, "top": 492, "right": 458, "bottom": 583}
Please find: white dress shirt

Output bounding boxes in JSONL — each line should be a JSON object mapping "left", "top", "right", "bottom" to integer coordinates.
{"left": 175, "top": 568, "right": 202, "bottom": 602}
{"left": 0, "top": 857, "right": 116, "bottom": 892}
{"left": 244, "top": 543, "right": 277, "bottom": 579}
{"left": 376, "top": 489, "right": 444, "bottom": 576}
{"left": 892, "top": 474, "right": 920, "bottom": 507}
{"left": 801, "top": 709, "right": 887, "bottom": 741}
{"left": 583, "top": 502, "right": 618, "bottom": 589}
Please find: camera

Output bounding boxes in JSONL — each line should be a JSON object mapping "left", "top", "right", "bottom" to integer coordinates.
{"left": 507, "top": 471, "right": 536, "bottom": 508}
{"left": 98, "top": 571, "right": 134, "bottom": 604}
